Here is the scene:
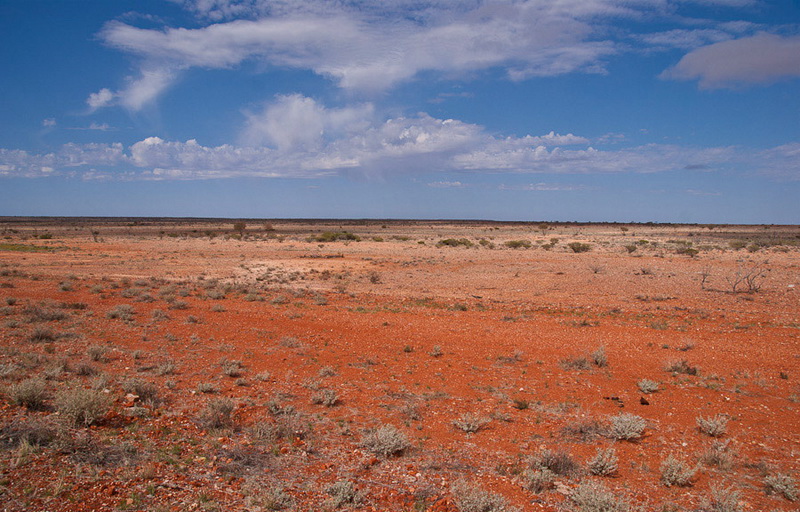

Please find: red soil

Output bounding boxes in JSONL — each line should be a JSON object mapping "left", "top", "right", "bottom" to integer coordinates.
{"left": 0, "top": 219, "right": 798, "bottom": 511}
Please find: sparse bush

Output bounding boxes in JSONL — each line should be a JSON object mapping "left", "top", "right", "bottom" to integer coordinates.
{"left": 588, "top": 447, "right": 618, "bottom": 476}
{"left": 197, "top": 382, "right": 218, "bottom": 394}
{"left": 121, "top": 379, "right": 160, "bottom": 407}
{"left": 568, "top": 242, "right": 592, "bottom": 253}
{"left": 430, "top": 345, "right": 443, "bottom": 357}
{"left": 198, "top": 397, "right": 235, "bottom": 429}
{"left": 155, "top": 360, "right": 176, "bottom": 376}
{"left": 660, "top": 454, "right": 696, "bottom": 487}
{"left": 560, "top": 356, "right": 591, "bottom": 371}
{"left": 701, "top": 485, "right": 742, "bottom": 512}
{"left": 591, "top": 346, "right": 607, "bottom": 368}
{"left": 700, "top": 441, "right": 735, "bottom": 471}
{"left": 325, "top": 480, "right": 362, "bottom": 508}
{"left": 151, "top": 309, "right": 169, "bottom": 321}
{"left": 562, "top": 420, "right": 603, "bottom": 442}
{"left": 30, "top": 325, "right": 57, "bottom": 342}
{"left": 311, "top": 389, "right": 338, "bottom": 407}
{"left": 87, "top": 344, "right": 109, "bottom": 362}
{"left": 74, "top": 362, "right": 96, "bottom": 376}
{"left": 529, "top": 448, "right": 580, "bottom": 477}
{"left": 10, "top": 378, "right": 47, "bottom": 410}
{"left": 451, "top": 480, "right": 519, "bottom": 512}
{"left": 314, "top": 231, "right": 360, "bottom": 242}
{"left": 243, "top": 480, "right": 296, "bottom": 510}
{"left": 221, "top": 359, "right": 244, "bottom": 377}
{"left": 504, "top": 240, "right": 532, "bottom": 249}
{"left": 665, "top": 359, "right": 698, "bottom": 375}
{"left": 55, "top": 387, "right": 111, "bottom": 426}
{"left": 522, "top": 467, "right": 556, "bottom": 493}
{"left": 764, "top": 473, "right": 797, "bottom": 501}
{"left": 437, "top": 238, "right": 473, "bottom": 248}
{"left": 361, "top": 424, "right": 410, "bottom": 457}
{"left": 106, "top": 304, "right": 134, "bottom": 321}
{"left": 696, "top": 414, "right": 728, "bottom": 437}
{"left": 637, "top": 379, "right": 659, "bottom": 394}
{"left": 607, "top": 413, "right": 646, "bottom": 441}
{"left": 453, "top": 412, "right": 490, "bottom": 433}
{"left": 570, "top": 481, "right": 628, "bottom": 512}
{"left": 25, "top": 305, "right": 68, "bottom": 322}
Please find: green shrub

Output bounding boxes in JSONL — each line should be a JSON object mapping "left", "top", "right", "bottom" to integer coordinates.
{"left": 437, "top": 238, "right": 473, "bottom": 248}
{"left": 504, "top": 240, "right": 532, "bottom": 249}
{"left": 568, "top": 242, "right": 591, "bottom": 253}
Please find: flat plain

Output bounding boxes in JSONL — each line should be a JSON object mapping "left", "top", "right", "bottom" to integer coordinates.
{"left": 0, "top": 218, "right": 798, "bottom": 511}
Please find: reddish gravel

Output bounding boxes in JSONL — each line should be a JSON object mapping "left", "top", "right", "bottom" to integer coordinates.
{"left": 0, "top": 219, "right": 798, "bottom": 511}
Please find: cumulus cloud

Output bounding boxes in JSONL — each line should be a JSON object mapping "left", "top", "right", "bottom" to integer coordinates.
{"left": 3, "top": 94, "right": 796, "bottom": 180}
{"left": 662, "top": 33, "right": 800, "bottom": 88}
{"left": 87, "top": 88, "right": 115, "bottom": 109}
{"left": 241, "top": 94, "right": 374, "bottom": 150}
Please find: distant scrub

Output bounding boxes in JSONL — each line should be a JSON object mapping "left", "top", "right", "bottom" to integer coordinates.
{"left": 437, "top": 238, "right": 473, "bottom": 248}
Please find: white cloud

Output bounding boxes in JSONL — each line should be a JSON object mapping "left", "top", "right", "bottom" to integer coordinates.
{"left": 428, "top": 181, "right": 465, "bottom": 188}
{"left": 87, "top": 88, "right": 115, "bottom": 109}
{"left": 498, "top": 183, "right": 588, "bottom": 191}
{"left": 241, "top": 94, "right": 374, "bottom": 150}
{"left": 98, "top": 0, "right": 642, "bottom": 103}
{"left": 662, "top": 33, "right": 800, "bottom": 88}
{"left": 4, "top": 94, "right": 797, "bottom": 180}
{"left": 42, "top": 118, "right": 56, "bottom": 128}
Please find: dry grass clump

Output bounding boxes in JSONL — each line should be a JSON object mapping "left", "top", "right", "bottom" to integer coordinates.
{"left": 311, "top": 388, "right": 339, "bottom": 407}
{"left": 665, "top": 359, "right": 698, "bottom": 375}
{"left": 637, "top": 379, "right": 659, "bottom": 394}
{"left": 10, "top": 378, "right": 48, "bottom": 410}
{"left": 451, "top": 480, "right": 520, "bottom": 512}
{"left": 696, "top": 414, "right": 728, "bottom": 437}
{"left": 764, "top": 473, "right": 798, "bottom": 501}
{"left": 700, "top": 485, "right": 742, "bottom": 512}
{"left": 325, "top": 480, "right": 363, "bottom": 508}
{"left": 121, "top": 378, "right": 160, "bottom": 407}
{"left": 588, "top": 448, "right": 619, "bottom": 476}
{"left": 220, "top": 359, "right": 244, "bottom": 377}
{"left": 570, "top": 481, "right": 628, "bottom": 512}
{"left": 700, "top": 441, "right": 735, "bottom": 471}
{"left": 106, "top": 304, "right": 134, "bottom": 321}
{"left": 87, "top": 344, "right": 109, "bottom": 362}
{"left": 243, "top": 480, "right": 295, "bottom": 511}
{"left": 453, "top": 412, "right": 491, "bottom": 433}
{"left": 606, "top": 413, "right": 646, "bottom": 441}
{"left": 29, "top": 325, "right": 57, "bottom": 342}
{"left": 25, "top": 304, "right": 68, "bottom": 322}
{"left": 660, "top": 454, "right": 696, "bottom": 487}
{"left": 198, "top": 397, "right": 235, "bottom": 429}
{"left": 55, "top": 387, "right": 112, "bottom": 426}
{"left": 360, "top": 424, "right": 410, "bottom": 457}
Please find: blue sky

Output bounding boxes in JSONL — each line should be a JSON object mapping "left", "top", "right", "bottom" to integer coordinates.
{"left": 1, "top": 0, "right": 798, "bottom": 222}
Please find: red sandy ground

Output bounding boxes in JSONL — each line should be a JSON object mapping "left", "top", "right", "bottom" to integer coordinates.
{"left": 0, "top": 219, "right": 798, "bottom": 512}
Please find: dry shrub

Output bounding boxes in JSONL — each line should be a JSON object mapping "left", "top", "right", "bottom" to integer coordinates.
{"left": 10, "top": 378, "right": 48, "bottom": 410}
{"left": 451, "top": 480, "right": 519, "bottom": 512}
{"left": 607, "top": 413, "right": 646, "bottom": 441}
{"left": 660, "top": 454, "right": 696, "bottom": 487}
{"left": 55, "top": 387, "right": 111, "bottom": 427}
{"left": 361, "top": 424, "right": 410, "bottom": 457}
{"left": 198, "top": 397, "right": 235, "bottom": 430}
{"left": 588, "top": 448, "right": 619, "bottom": 476}
{"left": 696, "top": 414, "right": 728, "bottom": 437}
